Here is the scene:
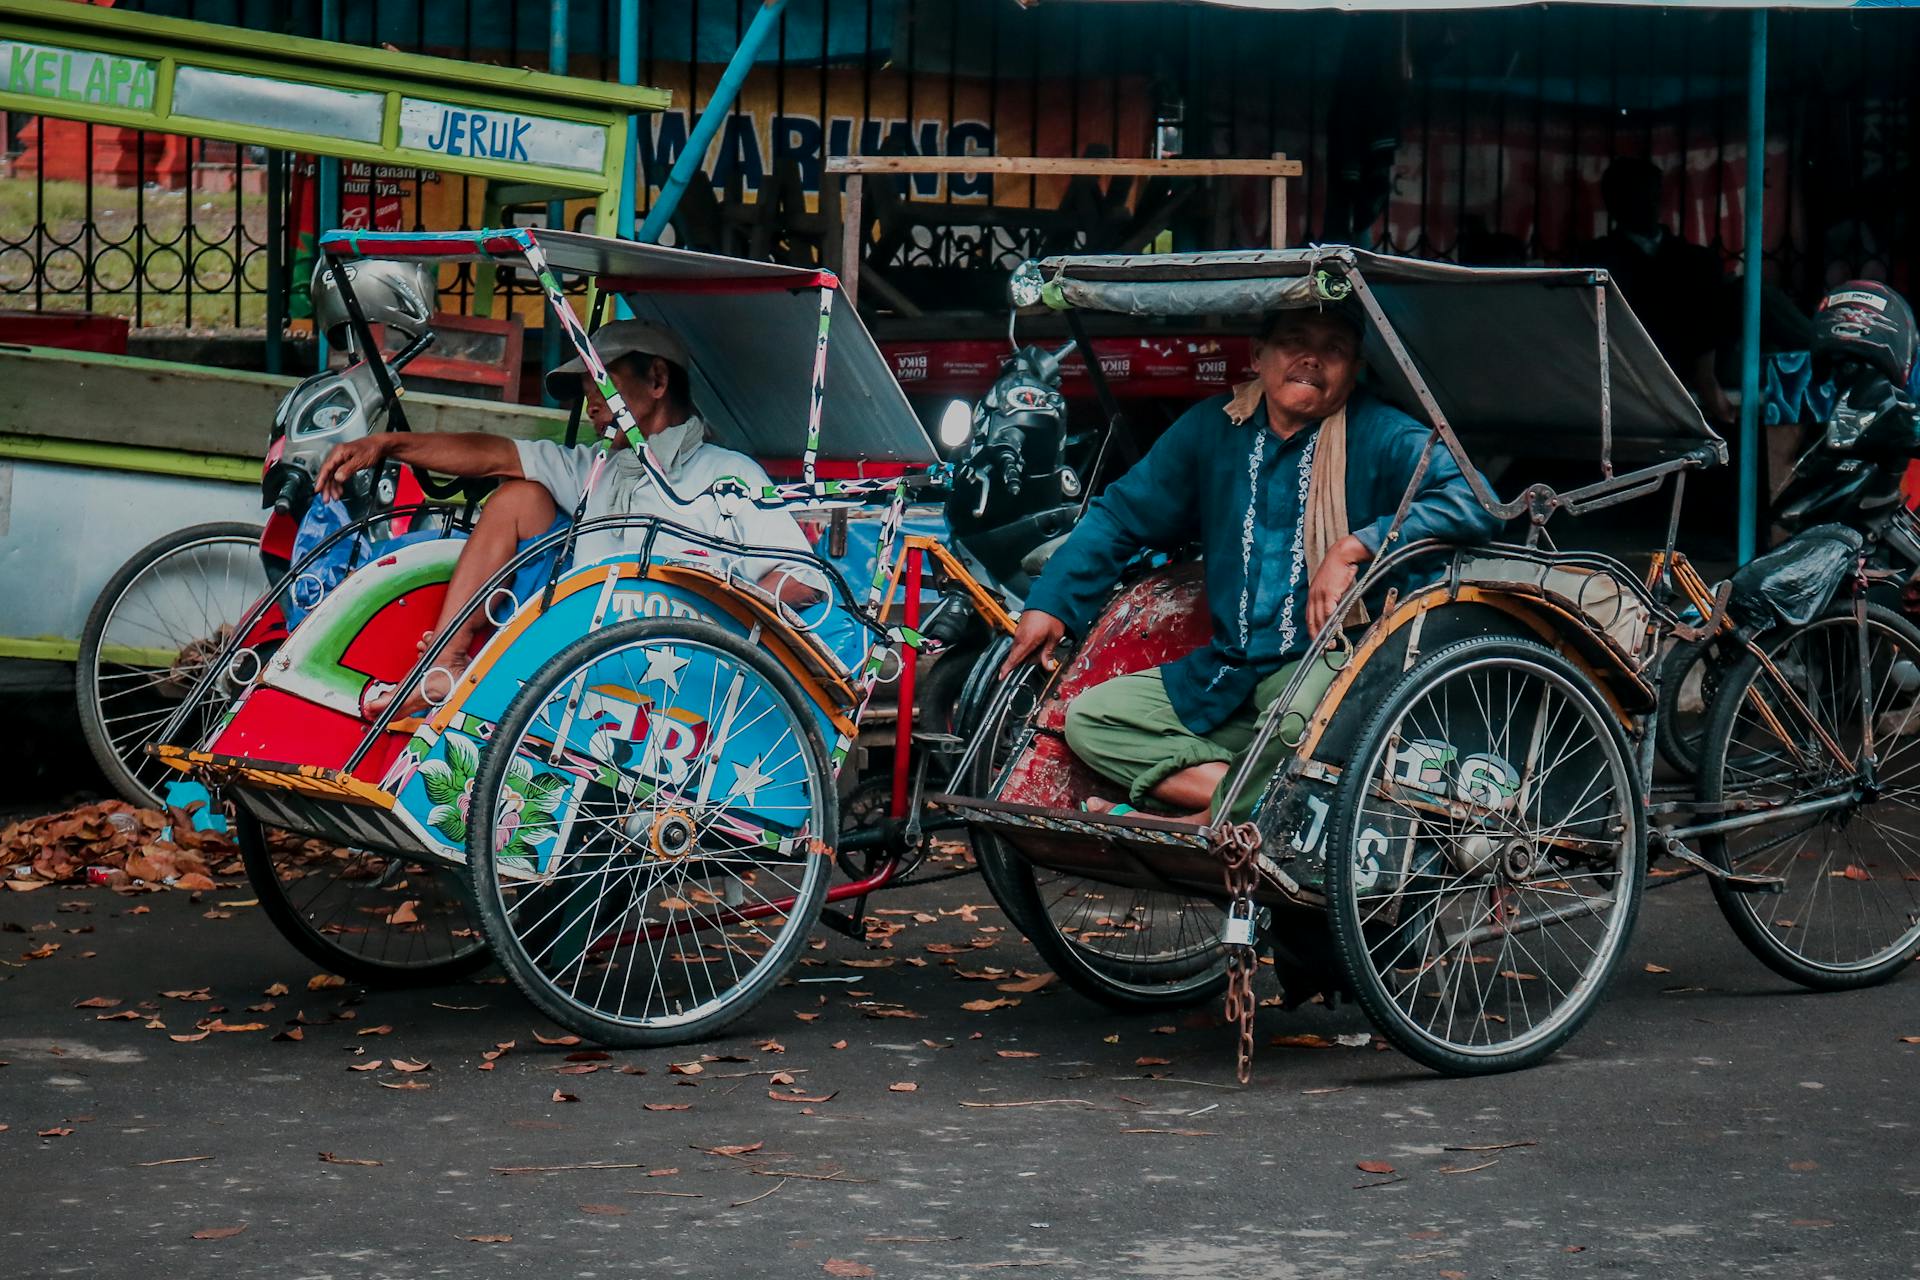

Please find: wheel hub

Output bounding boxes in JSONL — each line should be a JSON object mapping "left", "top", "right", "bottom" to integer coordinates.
{"left": 649, "top": 809, "right": 697, "bottom": 859}
{"left": 1500, "top": 839, "right": 1539, "bottom": 880}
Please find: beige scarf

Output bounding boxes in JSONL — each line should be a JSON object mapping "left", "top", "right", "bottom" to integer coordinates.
{"left": 1225, "top": 379, "right": 1366, "bottom": 628}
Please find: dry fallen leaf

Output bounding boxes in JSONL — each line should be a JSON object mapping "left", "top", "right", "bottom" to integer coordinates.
{"left": 272, "top": 1027, "right": 304, "bottom": 1043}
{"left": 823, "top": 1261, "right": 876, "bottom": 1278}
{"left": 38, "top": 1127, "right": 75, "bottom": 1138}
{"left": 1134, "top": 1056, "right": 1171, "bottom": 1067}
{"left": 1356, "top": 1160, "right": 1396, "bottom": 1174}
{"left": 1900, "top": 1036, "right": 1920, "bottom": 1045}
{"left": 349, "top": 1060, "right": 383, "bottom": 1072}
{"left": 668, "top": 1061, "right": 705, "bottom": 1076}
{"left": 768, "top": 1089, "right": 836, "bottom": 1104}
{"left": 264, "top": 982, "right": 289, "bottom": 997}
{"left": 191, "top": 1226, "right": 246, "bottom": 1240}
{"left": 532, "top": 1030, "right": 582, "bottom": 1047}
{"left": 390, "top": 1058, "right": 431, "bottom": 1073}
{"left": 579, "top": 1203, "right": 627, "bottom": 1216}
{"left": 307, "top": 974, "right": 346, "bottom": 991}
{"left": 1644, "top": 963, "right": 1672, "bottom": 974}
{"left": 961, "top": 998, "right": 1018, "bottom": 1012}
{"left": 643, "top": 1103, "right": 691, "bottom": 1112}
{"left": 209, "top": 1020, "right": 266, "bottom": 1033}
{"left": 386, "top": 900, "right": 420, "bottom": 925}
{"left": 72, "top": 996, "right": 120, "bottom": 1009}
{"left": 464, "top": 1233, "right": 512, "bottom": 1243}
{"left": 380, "top": 1080, "right": 431, "bottom": 1091}
{"left": 319, "top": 1152, "right": 383, "bottom": 1167}
{"left": 169, "top": 1031, "right": 210, "bottom": 1043}
{"left": 552, "top": 1090, "right": 579, "bottom": 1104}
{"left": 357, "top": 1025, "right": 394, "bottom": 1037}
{"left": 888, "top": 1082, "right": 918, "bottom": 1093}
{"left": 995, "top": 1050, "right": 1040, "bottom": 1059}
{"left": 996, "top": 973, "right": 1055, "bottom": 994}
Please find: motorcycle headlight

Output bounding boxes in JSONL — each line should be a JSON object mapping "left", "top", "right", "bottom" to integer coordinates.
{"left": 937, "top": 398, "right": 974, "bottom": 450}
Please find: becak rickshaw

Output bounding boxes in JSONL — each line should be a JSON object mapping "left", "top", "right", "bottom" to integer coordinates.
{"left": 152, "top": 226, "right": 1030, "bottom": 1045}
{"left": 938, "top": 247, "right": 1732, "bottom": 1078}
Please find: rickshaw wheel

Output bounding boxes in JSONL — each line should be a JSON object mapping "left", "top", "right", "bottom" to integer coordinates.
{"left": 1325, "top": 636, "right": 1645, "bottom": 1076}
{"left": 77, "top": 522, "right": 269, "bottom": 809}
{"left": 467, "top": 619, "right": 833, "bottom": 1047}
{"left": 963, "top": 656, "right": 1229, "bottom": 1011}
{"left": 236, "top": 810, "right": 491, "bottom": 986}
{"left": 1697, "top": 601, "right": 1920, "bottom": 990}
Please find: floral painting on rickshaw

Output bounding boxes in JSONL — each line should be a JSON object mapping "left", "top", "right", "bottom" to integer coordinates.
{"left": 416, "top": 731, "right": 570, "bottom": 867}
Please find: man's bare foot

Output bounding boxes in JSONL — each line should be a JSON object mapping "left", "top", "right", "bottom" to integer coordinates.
{"left": 1084, "top": 796, "right": 1210, "bottom": 825}
{"left": 360, "top": 631, "right": 471, "bottom": 723}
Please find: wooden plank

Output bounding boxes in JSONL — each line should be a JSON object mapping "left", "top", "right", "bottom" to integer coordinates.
{"left": 839, "top": 174, "right": 865, "bottom": 309}
{"left": 0, "top": 346, "right": 569, "bottom": 461}
{"left": 827, "top": 155, "right": 1302, "bottom": 178}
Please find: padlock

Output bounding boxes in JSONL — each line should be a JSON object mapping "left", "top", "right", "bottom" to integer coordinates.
{"left": 1221, "top": 897, "right": 1258, "bottom": 949}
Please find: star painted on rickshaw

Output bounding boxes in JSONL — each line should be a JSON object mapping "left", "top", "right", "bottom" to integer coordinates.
{"left": 640, "top": 645, "right": 689, "bottom": 692}
{"left": 730, "top": 755, "right": 774, "bottom": 806}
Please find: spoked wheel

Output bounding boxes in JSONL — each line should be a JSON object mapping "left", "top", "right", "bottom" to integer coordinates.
{"left": 467, "top": 620, "right": 834, "bottom": 1047}
{"left": 77, "top": 523, "right": 269, "bottom": 808}
{"left": 966, "top": 661, "right": 1229, "bottom": 1012}
{"left": 1326, "top": 636, "right": 1644, "bottom": 1075}
{"left": 236, "top": 810, "right": 489, "bottom": 985}
{"left": 1697, "top": 601, "right": 1920, "bottom": 989}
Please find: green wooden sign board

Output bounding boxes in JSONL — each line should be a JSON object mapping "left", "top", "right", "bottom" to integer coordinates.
{"left": 0, "top": 0, "right": 668, "bottom": 228}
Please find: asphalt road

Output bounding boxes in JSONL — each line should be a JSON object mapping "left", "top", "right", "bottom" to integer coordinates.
{"left": 3, "top": 853, "right": 1918, "bottom": 1279}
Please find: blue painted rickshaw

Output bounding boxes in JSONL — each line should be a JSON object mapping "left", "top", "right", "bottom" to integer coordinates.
{"left": 153, "top": 227, "right": 1009, "bottom": 1045}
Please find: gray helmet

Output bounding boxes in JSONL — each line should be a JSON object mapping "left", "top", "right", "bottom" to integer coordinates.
{"left": 312, "top": 259, "right": 436, "bottom": 351}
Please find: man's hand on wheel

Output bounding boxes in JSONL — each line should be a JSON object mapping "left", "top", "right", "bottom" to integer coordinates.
{"left": 1000, "top": 609, "right": 1067, "bottom": 678}
{"left": 316, "top": 434, "right": 393, "bottom": 502}
{"left": 1307, "top": 534, "right": 1373, "bottom": 635}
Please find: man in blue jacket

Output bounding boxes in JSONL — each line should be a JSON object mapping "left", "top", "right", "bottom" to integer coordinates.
{"left": 1000, "top": 306, "right": 1500, "bottom": 822}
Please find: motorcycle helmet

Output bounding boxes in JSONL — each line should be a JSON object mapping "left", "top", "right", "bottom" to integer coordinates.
{"left": 312, "top": 259, "right": 436, "bottom": 352}
{"left": 1812, "top": 280, "right": 1916, "bottom": 387}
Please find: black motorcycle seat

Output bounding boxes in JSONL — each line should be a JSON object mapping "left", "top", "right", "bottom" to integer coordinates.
{"left": 1727, "top": 522, "right": 1863, "bottom": 631}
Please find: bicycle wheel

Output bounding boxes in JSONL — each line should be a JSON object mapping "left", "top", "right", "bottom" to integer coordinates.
{"left": 467, "top": 620, "right": 834, "bottom": 1047}
{"left": 236, "top": 810, "right": 490, "bottom": 985}
{"left": 77, "top": 522, "right": 268, "bottom": 808}
{"left": 1653, "top": 635, "right": 1733, "bottom": 781}
{"left": 1326, "top": 636, "right": 1644, "bottom": 1076}
{"left": 967, "top": 663, "right": 1229, "bottom": 1012}
{"left": 1697, "top": 600, "right": 1920, "bottom": 989}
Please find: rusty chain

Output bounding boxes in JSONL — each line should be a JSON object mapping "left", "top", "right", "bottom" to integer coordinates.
{"left": 1213, "top": 820, "right": 1263, "bottom": 1085}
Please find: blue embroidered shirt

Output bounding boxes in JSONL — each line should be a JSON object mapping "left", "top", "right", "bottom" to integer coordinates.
{"left": 1024, "top": 388, "right": 1503, "bottom": 734}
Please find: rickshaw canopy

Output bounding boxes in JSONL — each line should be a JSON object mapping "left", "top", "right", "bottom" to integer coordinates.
{"left": 1024, "top": 247, "right": 1727, "bottom": 467}
{"left": 318, "top": 228, "right": 937, "bottom": 468}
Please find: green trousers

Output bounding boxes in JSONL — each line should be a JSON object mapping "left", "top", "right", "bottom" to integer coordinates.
{"left": 1061, "top": 655, "right": 1343, "bottom": 821}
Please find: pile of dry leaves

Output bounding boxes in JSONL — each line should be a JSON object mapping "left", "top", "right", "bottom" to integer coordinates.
{"left": 1, "top": 799, "right": 240, "bottom": 891}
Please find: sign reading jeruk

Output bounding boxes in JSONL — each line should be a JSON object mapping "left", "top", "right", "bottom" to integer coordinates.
{"left": 398, "top": 97, "right": 606, "bottom": 172}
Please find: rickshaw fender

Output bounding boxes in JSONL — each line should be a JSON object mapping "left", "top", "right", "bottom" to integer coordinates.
{"left": 1299, "top": 591, "right": 1645, "bottom": 772}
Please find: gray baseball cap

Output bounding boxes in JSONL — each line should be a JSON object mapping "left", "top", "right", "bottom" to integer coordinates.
{"left": 545, "top": 319, "right": 691, "bottom": 402}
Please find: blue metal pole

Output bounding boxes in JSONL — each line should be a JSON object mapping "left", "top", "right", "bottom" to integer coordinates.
{"left": 1737, "top": 9, "right": 1768, "bottom": 564}
{"left": 636, "top": 0, "right": 788, "bottom": 244}
{"left": 317, "top": 0, "right": 341, "bottom": 370}
{"left": 543, "top": 0, "right": 571, "bottom": 404}
{"left": 618, "top": 0, "right": 640, "bottom": 240}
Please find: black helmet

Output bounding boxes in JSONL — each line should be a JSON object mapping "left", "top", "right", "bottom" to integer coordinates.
{"left": 1812, "top": 280, "right": 1916, "bottom": 386}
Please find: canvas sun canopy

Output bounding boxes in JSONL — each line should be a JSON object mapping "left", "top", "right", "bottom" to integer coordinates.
{"left": 1024, "top": 247, "right": 1726, "bottom": 466}
{"left": 320, "top": 228, "right": 937, "bottom": 468}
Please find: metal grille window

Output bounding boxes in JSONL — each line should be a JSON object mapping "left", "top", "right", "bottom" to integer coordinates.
{"left": 1, "top": 1, "right": 1914, "bottom": 329}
